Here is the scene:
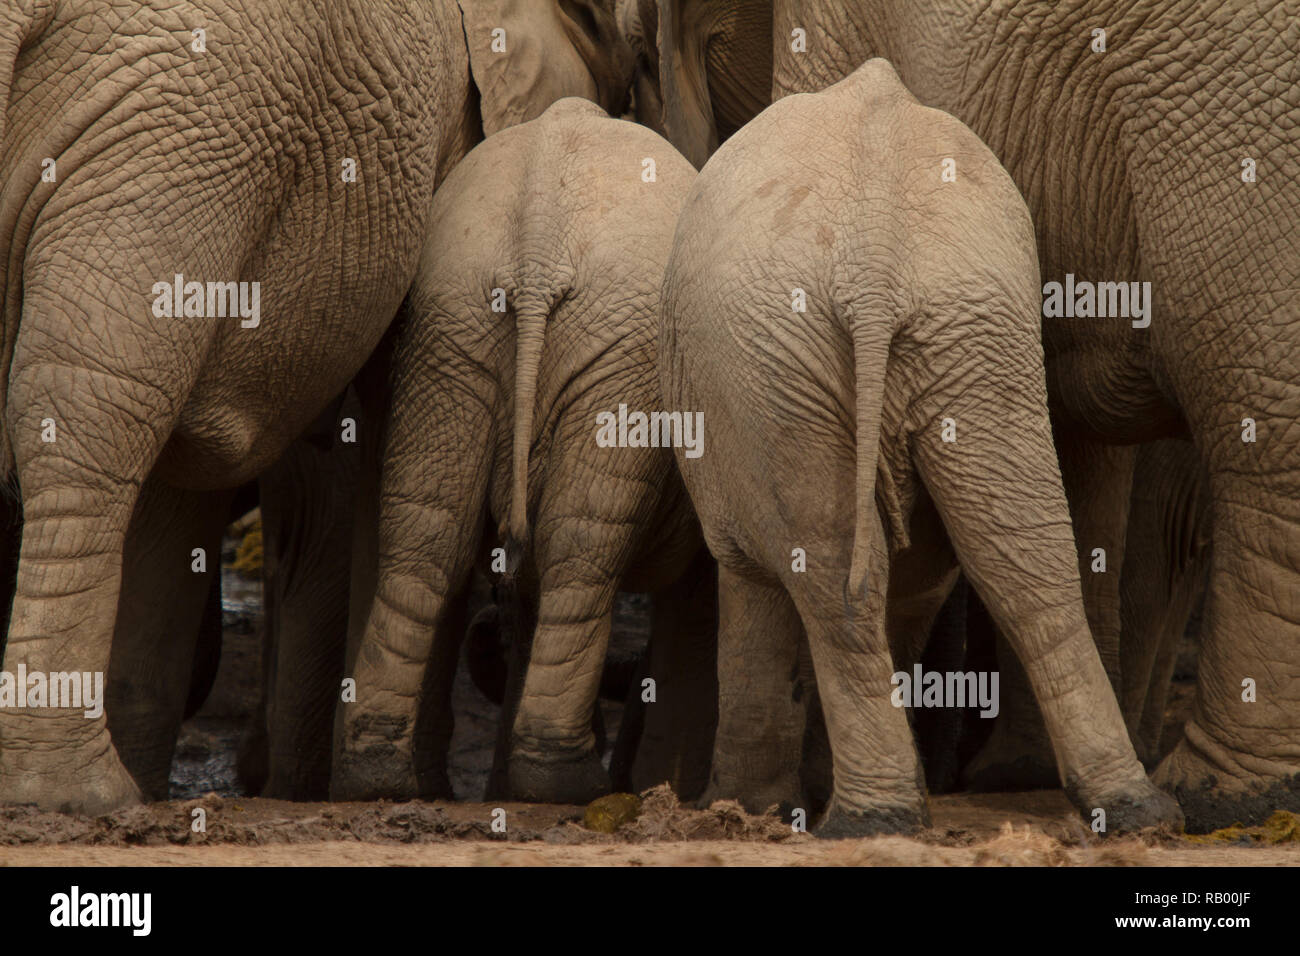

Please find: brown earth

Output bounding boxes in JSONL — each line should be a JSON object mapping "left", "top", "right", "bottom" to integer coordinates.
{"left": 4, "top": 546, "right": 1291, "bottom": 867}
{"left": 2, "top": 786, "right": 1298, "bottom": 866}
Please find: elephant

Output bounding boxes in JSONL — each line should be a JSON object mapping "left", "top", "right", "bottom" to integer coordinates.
{"left": 616, "top": 0, "right": 773, "bottom": 168}
{"left": 332, "top": 98, "right": 711, "bottom": 805}
{"left": 765, "top": 0, "right": 1299, "bottom": 832}
{"left": 660, "top": 58, "right": 1182, "bottom": 836}
{"left": 0, "top": 0, "right": 633, "bottom": 814}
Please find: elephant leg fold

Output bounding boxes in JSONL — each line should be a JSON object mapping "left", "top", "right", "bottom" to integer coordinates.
{"left": 701, "top": 565, "right": 806, "bottom": 818}
{"left": 106, "top": 477, "right": 233, "bottom": 800}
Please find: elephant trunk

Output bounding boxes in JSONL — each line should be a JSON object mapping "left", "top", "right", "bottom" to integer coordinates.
{"left": 657, "top": 0, "right": 717, "bottom": 168}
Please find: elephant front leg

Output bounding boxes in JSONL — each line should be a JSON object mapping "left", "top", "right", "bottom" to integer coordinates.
{"left": 1153, "top": 480, "right": 1300, "bottom": 832}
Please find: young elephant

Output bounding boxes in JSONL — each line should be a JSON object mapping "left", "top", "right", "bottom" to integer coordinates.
{"left": 660, "top": 59, "right": 1183, "bottom": 836}
{"left": 333, "top": 98, "right": 706, "bottom": 803}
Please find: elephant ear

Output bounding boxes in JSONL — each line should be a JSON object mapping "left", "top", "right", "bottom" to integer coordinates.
{"left": 459, "top": 0, "right": 634, "bottom": 136}
{"left": 656, "top": 0, "right": 716, "bottom": 169}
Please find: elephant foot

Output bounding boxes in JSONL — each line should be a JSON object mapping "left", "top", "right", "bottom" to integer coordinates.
{"left": 1153, "top": 734, "right": 1300, "bottom": 834}
{"left": 814, "top": 798, "right": 930, "bottom": 839}
{"left": 331, "top": 710, "right": 421, "bottom": 801}
{"left": 330, "top": 746, "right": 422, "bottom": 802}
{"left": 0, "top": 713, "right": 143, "bottom": 815}
{"left": 697, "top": 775, "right": 802, "bottom": 819}
{"left": 1066, "top": 773, "right": 1184, "bottom": 835}
{"left": 508, "top": 748, "right": 610, "bottom": 804}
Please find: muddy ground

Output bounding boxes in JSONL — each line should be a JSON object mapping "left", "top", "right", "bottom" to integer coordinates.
{"left": 2, "top": 545, "right": 1297, "bottom": 867}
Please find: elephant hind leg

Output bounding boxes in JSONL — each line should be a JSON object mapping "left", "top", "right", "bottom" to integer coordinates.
{"left": 701, "top": 564, "right": 805, "bottom": 817}
{"left": 785, "top": 512, "right": 929, "bottom": 838}
{"left": 0, "top": 463, "right": 143, "bottom": 814}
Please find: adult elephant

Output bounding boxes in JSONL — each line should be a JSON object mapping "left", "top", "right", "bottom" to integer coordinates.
{"left": 769, "top": 0, "right": 1299, "bottom": 831}
{"left": 617, "top": 0, "right": 773, "bottom": 168}
{"left": 0, "top": 0, "right": 632, "bottom": 814}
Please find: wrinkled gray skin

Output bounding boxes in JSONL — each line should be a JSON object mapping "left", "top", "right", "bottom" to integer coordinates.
{"left": 771, "top": 0, "right": 1299, "bottom": 832}
{"left": 332, "top": 99, "right": 707, "bottom": 804}
{"left": 617, "top": 0, "right": 772, "bottom": 169}
{"left": 0, "top": 0, "right": 636, "bottom": 814}
{"left": 661, "top": 59, "right": 1181, "bottom": 837}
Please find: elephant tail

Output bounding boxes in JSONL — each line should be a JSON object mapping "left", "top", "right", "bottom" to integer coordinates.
{"left": 845, "top": 301, "right": 899, "bottom": 602}
{"left": 503, "top": 287, "right": 559, "bottom": 567}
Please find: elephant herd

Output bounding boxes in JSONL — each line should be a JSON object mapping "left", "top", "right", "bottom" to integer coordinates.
{"left": 0, "top": 0, "right": 1294, "bottom": 837}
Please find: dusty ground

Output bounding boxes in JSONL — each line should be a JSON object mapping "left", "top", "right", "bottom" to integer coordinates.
{"left": 4, "top": 544, "right": 1295, "bottom": 867}
{"left": 2, "top": 788, "right": 1298, "bottom": 866}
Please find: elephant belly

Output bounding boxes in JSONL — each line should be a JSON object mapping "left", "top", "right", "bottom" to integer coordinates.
{"left": 157, "top": 248, "right": 410, "bottom": 489}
